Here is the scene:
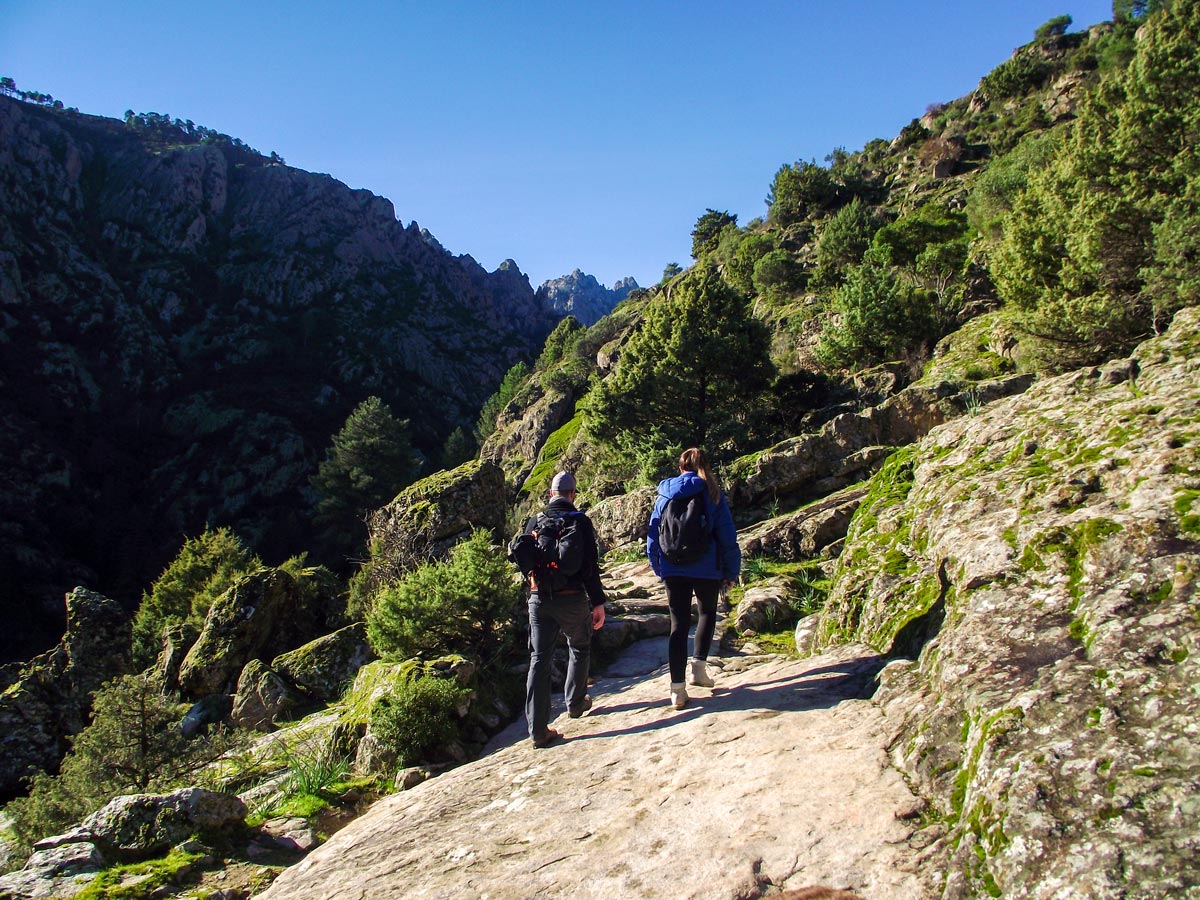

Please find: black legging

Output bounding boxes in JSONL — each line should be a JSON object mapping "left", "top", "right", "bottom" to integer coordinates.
{"left": 664, "top": 575, "right": 721, "bottom": 683}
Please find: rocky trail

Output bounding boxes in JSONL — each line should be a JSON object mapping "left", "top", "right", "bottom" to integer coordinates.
{"left": 255, "top": 580, "right": 936, "bottom": 900}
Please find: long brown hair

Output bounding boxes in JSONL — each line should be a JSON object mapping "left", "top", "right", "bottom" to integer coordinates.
{"left": 679, "top": 447, "right": 720, "bottom": 504}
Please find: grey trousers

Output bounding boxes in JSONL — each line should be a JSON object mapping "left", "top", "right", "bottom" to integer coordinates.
{"left": 526, "top": 591, "right": 592, "bottom": 739}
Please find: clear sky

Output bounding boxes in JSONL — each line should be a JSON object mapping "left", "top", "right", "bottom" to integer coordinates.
{"left": 3, "top": 0, "right": 1115, "bottom": 290}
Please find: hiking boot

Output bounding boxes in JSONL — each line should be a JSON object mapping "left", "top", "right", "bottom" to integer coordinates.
{"left": 532, "top": 728, "right": 564, "bottom": 749}
{"left": 568, "top": 695, "right": 593, "bottom": 718}
{"left": 690, "top": 658, "right": 715, "bottom": 688}
{"left": 670, "top": 682, "right": 689, "bottom": 710}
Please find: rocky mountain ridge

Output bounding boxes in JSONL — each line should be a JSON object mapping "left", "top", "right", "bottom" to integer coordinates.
{"left": 0, "top": 96, "right": 562, "bottom": 662}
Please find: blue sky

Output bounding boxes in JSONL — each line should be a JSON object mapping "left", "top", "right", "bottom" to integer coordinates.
{"left": 3, "top": 1, "right": 1115, "bottom": 289}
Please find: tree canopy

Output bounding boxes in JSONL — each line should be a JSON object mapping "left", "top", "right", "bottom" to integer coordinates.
{"left": 311, "top": 397, "right": 422, "bottom": 560}
{"left": 990, "top": 0, "right": 1200, "bottom": 364}
{"left": 583, "top": 263, "right": 774, "bottom": 453}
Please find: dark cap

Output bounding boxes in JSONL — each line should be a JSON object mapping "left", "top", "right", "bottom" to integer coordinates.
{"left": 550, "top": 471, "right": 577, "bottom": 493}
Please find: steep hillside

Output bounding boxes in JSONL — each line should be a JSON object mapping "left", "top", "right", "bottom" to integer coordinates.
{"left": 0, "top": 97, "right": 557, "bottom": 662}
{"left": 482, "top": 8, "right": 1194, "bottom": 516}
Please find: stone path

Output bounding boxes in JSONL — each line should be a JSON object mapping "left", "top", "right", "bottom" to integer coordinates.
{"left": 255, "top": 625, "right": 934, "bottom": 900}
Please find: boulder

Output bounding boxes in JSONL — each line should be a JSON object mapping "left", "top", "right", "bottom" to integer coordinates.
{"left": 177, "top": 569, "right": 311, "bottom": 698}
{"left": 733, "top": 576, "right": 795, "bottom": 634}
{"left": 0, "top": 588, "right": 131, "bottom": 800}
{"left": 231, "top": 659, "right": 310, "bottom": 732}
{"left": 0, "top": 840, "right": 104, "bottom": 899}
{"left": 75, "top": 788, "right": 246, "bottom": 863}
{"left": 272, "top": 623, "right": 376, "bottom": 705}
{"left": 586, "top": 486, "right": 656, "bottom": 554}
{"left": 364, "top": 459, "right": 506, "bottom": 583}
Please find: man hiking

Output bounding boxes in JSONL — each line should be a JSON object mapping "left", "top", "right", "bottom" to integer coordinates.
{"left": 521, "top": 471, "right": 606, "bottom": 747}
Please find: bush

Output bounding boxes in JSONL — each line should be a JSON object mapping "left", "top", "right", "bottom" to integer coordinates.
{"left": 767, "top": 160, "right": 837, "bottom": 226}
{"left": 131, "top": 528, "right": 260, "bottom": 669}
{"left": 753, "top": 249, "right": 806, "bottom": 297}
{"left": 370, "top": 675, "right": 471, "bottom": 767}
{"left": 811, "top": 198, "right": 879, "bottom": 289}
{"left": 979, "top": 52, "right": 1051, "bottom": 100}
{"left": 365, "top": 529, "right": 522, "bottom": 669}
{"left": 535, "top": 316, "right": 584, "bottom": 371}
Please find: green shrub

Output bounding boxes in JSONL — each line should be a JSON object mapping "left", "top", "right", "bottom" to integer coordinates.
{"left": 979, "top": 52, "right": 1051, "bottom": 100}
{"left": 535, "top": 316, "right": 584, "bottom": 371}
{"left": 366, "top": 529, "right": 521, "bottom": 669}
{"left": 370, "top": 675, "right": 471, "bottom": 767}
{"left": 812, "top": 198, "right": 880, "bottom": 288}
{"left": 131, "top": 527, "right": 261, "bottom": 669}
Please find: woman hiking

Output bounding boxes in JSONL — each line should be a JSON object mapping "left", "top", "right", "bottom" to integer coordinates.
{"left": 646, "top": 447, "right": 741, "bottom": 709}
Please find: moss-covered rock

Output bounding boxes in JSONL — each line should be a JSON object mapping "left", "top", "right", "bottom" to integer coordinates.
{"left": 362, "top": 459, "right": 506, "bottom": 587}
{"left": 177, "top": 568, "right": 317, "bottom": 698}
{"left": 231, "top": 658, "right": 311, "bottom": 731}
{"left": 819, "top": 307, "right": 1200, "bottom": 898}
{"left": 0, "top": 588, "right": 132, "bottom": 800}
{"left": 727, "top": 374, "right": 1034, "bottom": 522}
{"left": 272, "top": 623, "right": 376, "bottom": 705}
{"left": 585, "top": 486, "right": 656, "bottom": 555}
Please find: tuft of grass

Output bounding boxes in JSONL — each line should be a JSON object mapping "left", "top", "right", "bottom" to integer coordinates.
{"left": 70, "top": 849, "right": 205, "bottom": 900}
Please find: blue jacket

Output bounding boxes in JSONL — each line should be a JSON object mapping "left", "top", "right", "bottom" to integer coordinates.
{"left": 647, "top": 471, "right": 741, "bottom": 581}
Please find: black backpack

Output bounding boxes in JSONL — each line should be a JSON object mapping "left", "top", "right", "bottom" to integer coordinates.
{"left": 659, "top": 491, "right": 711, "bottom": 564}
{"left": 508, "top": 511, "right": 588, "bottom": 592}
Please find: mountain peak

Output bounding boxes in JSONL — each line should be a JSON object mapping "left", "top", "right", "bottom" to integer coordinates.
{"left": 536, "top": 269, "right": 640, "bottom": 325}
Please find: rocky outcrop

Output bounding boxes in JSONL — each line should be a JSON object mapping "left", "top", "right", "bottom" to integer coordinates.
{"left": 231, "top": 659, "right": 312, "bottom": 732}
{"left": 231, "top": 624, "right": 375, "bottom": 731}
{"left": 0, "top": 96, "right": 558, "bottom": 663}
{"left": 586, "top": 486, "right": 656, "bottom": 554}
{"left": 363, "top": 459, "right": 507, "bottom": 584}
{"left": 815, "top": 308, "right": 1200, "bottom": 898}
{"left": 535, "top": 269, "right": 638, "bottom": 325}
{"left": 738, "top": 484, "right": 867, "bottom": 561}
{"left": 480, "top": 380, "right": 577, "bottom": 494}
{"left": 67, "top": 788, "right": 246, "bottom": 863}
{"left": 272, "top": 623, "right": 375, "bottom": 705}
{"left": 178, "top": 569, "right": 322, "bottom": 698}
{"left": 252, "top": 643, "right": 932, "bottom": 900}
{"left": 0, "top": 788, "right": 247, "bottom": 898}
{"left": 728, "top": 374, "right": 1034, "bottom": 520}
{"left": 0, "top": 588, "right": 131, "bottom": 801}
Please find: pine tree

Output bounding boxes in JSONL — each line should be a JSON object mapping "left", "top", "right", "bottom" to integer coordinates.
{"left": 5, "top": 674, "right": 235, "bottom": 850}
{"left": 991, "top": 1, "right": 1200, "bottom": 363}
{"left": 311, "top": 397, "right": 421, "bottom": 561}
{"left": 584, "top": 263, "right": 774, "bottom": 452}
